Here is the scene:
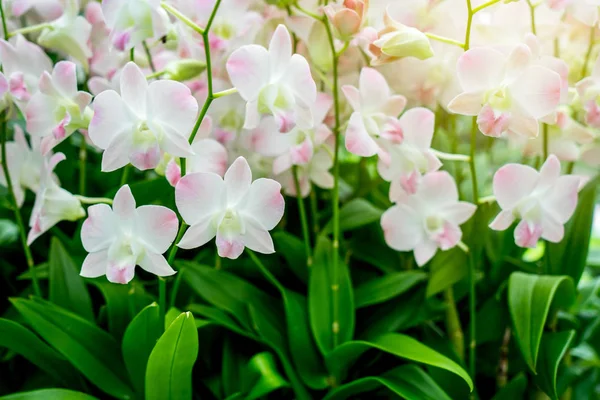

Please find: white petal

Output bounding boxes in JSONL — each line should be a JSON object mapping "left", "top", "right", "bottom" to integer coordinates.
{"left": 177, "top": 218, "right": 217, "bottom": 249}
{"left": 489, "top": 210, "right": 515, "bottom": 231}
{"left": 456, "top": 48, "right": 506, "bottom": 92}
{"left": 510, "top": 66, "right": 562, "bottom": 119}
{"left": 89, "top": 90, "right": 133, "bottom": 149}
{"left": 80, "top": 251, "right": 108, "bottom": 278}
{"left": 147, "top": 80, "right": 198, "bottom": 139}
{"left": 138, "top": 252, "right": 176, "bottom": 277}
{"left": 399, "top": 107, "right": 435, "bottom": 149}
{"left": 413, "top": 240, "right": 438, "bottom": 266}
{"left": 224, "top": 157, "right": 252, "bottom": 206}
{"left": 175, "top": 172, "right": 225, "bottom": 226}
{"left": 380, "top": 204, "right": 423, "bottom": 251}
{"left": 226, "top": 45, "right": 269, "bottom": 100}
{"left": 345, "top": 112, "right": 378, "bottom": 157}
{"left": 112, "top": 184, "right": 136, "bottom": 223}
{"left": 81, "top": 204, "right": 116, "bottom": 252}
{"left": 242, "top": 217, "right": 275, "bottom": 254}
{"left": 135, "top": 205, "right": 178, "bottom": 254}
{"left": 240, "top": 178, "right": 284, "bottom": 230}
{"left": 269, "top": 25, "right": 293, "bottom": 79}
{"left": 447, "top": 92, "right": 483, "bottom": 116}
{"left": 120, "top": 62, "right": 148, "bottom": 118}
{"left": 493, "top": 163, "right": 538, "bottom": 210}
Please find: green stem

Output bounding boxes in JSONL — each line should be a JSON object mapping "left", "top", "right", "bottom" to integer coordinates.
{"left": 167, "top": 222, "right": 188, "bottom": 266}
{"left": 146, "top": 70, "right": 166, "bottom": 80}
{"left": 142, "top": 41, "right": 156, "bottom": 73}
{"left": 424, "top": 32, "right": 465, "bottom": 49}
{"left": 468, "top": 114, "right": 479, "bottom": 383}
{"left": 526, "top": 0, "right": 537, "bottom": 35}
{"left": 161, "top": 2, "right": 205, "bottom": 35}
{"left": 469, "top": 117, "right": 479, "bottom": 203}
{"left": 119, "top": 165, "right": 130, "bottom": 186}
{"left": 129, "top": 47, "right": 135, "bottom": 62}
{"left": 542, "top": 123, "right": 549, "bottom": 160}
{"left": 0, "top": 117, "right": 41, "bottom": 297}
{"left": 8, "top": 22, "right": 51, "bottom": 37}
{"left": 323, "top": 17, "right": 344, "bottom": 348}
{"left": 213, "top": 87, "right": 238, "bottom": 98}
{"left": 471, "top": 0, "right": 501, "bottom": 13}
{"left": 248, "top": 249, "right": 284, "bottom": 293}
{"left": 309, "top": 186, "right": 319, "bottom": 236}
{"left": 464, "top": 0, "right": 473, "bottom": 50}
{"left": 79, "top": 137, "right": 87, "bottom": 195}
{"left": 444, "top": 287, "right": 465, "bottom": 360}
{"left": 581, "top": 26, "right": 595, "bottom": 80}
{"left": 74, "top": 195, "right": 113, "bottom": 205}
{"left": 0, "top": 0, "right": 7, "bottom": 40}
{"left": 169, "top": 272, "right": 182, "bottom": 308}
{"left": 292, "top": 166, "right": 312, "bottom": 267}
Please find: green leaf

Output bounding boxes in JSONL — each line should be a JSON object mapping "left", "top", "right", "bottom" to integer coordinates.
{"left": 491, "top": 373, "right": 528, "bottom": 400}
{"left": 272, "top": 232, "right": 308, "bottom": 283}
{"left": 309, "top": 236, "right": 355, "bottom": 355}
{"left": 145, "top": 312, "right": 199, "bottom": 400}
{"left": 49, "top": 238, "right": 94, "bottom": 321}
{"left": 187, "top": 304, "right": 255, "bottom": 340}
{"left": 0, "top": 218, "right": 18, "bottom": 247}
{"left": 354, "top": 271, "right": 427, "bottom": 308}
{"left": 534, "top": 330, "right": 576, "bottom": 400}
{"left": 323, "top": 365, "right": 451, "bottom": 400}
{"left": 0, "top": 318, "right": 81, "bottom": 387}
{"left": 546, "top": 177, "right": 599, "bottom": 284}
{"left": 508, "top": 272, "right": 575, "bottom": 371}
{"left": 244, "top": 352, "right": 289, "bottom": 400}
{"left": 325, "top": 333, "right": 473, "bottom": 391}
{"left": 0, "top": 389, "right": 98, "bottom": 400}
{"left": 10, "top": 298, "right": 133, "bottom": 400}
{"left": 322, "top": 198, "right": 383, "bottom": 234}
{"left": 222, "top": 336, "right": 245, "bottom": 398}
{"left": 90, "top": 282, "right": 131, "bottom": 339}
{"left": 122, "top": 303, "right": 162, "bottom": 396}
{"left": 426, "top": 248, "right": 468, "bottom": 298}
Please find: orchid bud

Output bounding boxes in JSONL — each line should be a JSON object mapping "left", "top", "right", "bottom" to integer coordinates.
{"left": 324, "top": 0, "right": 369, "bottom": 40}
{"left": 369, "top": 10, "right": 433, "bottom": 65}
{"left": 163, "top": 59, "right": 207, "bottom": 82}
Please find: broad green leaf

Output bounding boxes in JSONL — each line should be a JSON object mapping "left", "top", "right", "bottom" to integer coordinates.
{"left": 0, "top": 218, "right": 18, "bottom": 247}
{"left": 146, "top": 312, "right": 199, "bottom": 400}
{"left": 508, "top": 272, "right": 575, "bottom": 371}
{"left": 534, "top": 330, "right": 576, "bottom": 400}
{"left": 325, "top": 333, "right": 473, "bottom": 391}
{"left": 0, "top": 389, "right": 98, "bottom": 400}
{"left": 0, "top": 318, "right": 80, "bottom": 387}
{"left": 187, "top": 304, "right": 255, "bottom": 340}
{"left": 17, "top": 263, "right": 49, "bottom": 280}
{"left": 49, "top": 238, "right": 94, "bottom": 321}
{"left": 348, "top": 226, "right": 399, "bottom": 273}
{"left": 322, "top": 198, "right": 383, "bottom": 234}
{"left": 222, "top": 336, "right": 245, "bottom": 398}
{"left": 354, "top": 271, "right": 427, "bottom": 308}
{"left": 122, "top": 303, "right": 162, "bottom": 396}
{"left": 244, "top": 352, "right": 289, "bottom": 400}
{"left": 10, "top": 298, "right": 133, "bottom": 400}
{"left": 491, "top": 373, "right": 528, "bottom": 400}
{"left": 323, "top": 365, "right": 451, "bottom": 400}
{"left": 272, "top": 231, "right": 308, "bottom": 283}
{"left": 309, "top": 236, "right": 354, "bottom": 355}
{"left": 546, "top": 177, "right": 599, "bottom": 284}
{"left": 426, "top": 248, "right": 468, "bottom": 298}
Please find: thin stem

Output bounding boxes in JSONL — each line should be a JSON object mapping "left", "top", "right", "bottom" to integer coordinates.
{"left": 119, "top": 165, "right": 130, "bottom": 186}
{"left": 468, "top": 252, "right": 477, "bottom": 379}
{"left": 469, "top": 117, "right": 479, "bottom": 204}
{"left": 424, "top": 32, "right": 465, "bottom": 49}
{"left": 129, "top": 47, "right": 135, "bottom": 62}
{"left": 0, "top": 118, "right": 41, "bottom": 297}
{"left": 8, "top": 22, "right": 51, "bottom": 37}
{"left": 213, "top": 87, "right": 238, "bottom": 98}
{"left": 79, "top": 137, "right": 87, "bottom": 195}
{"left": 74, "top": 195, "right": 113, "bottom": 205}
{"left": 167, "top": 222, "right": 187, "bottom": 266}
{"left": 497, "top": 328, "right": 511, "bottom": 388}
{"left": 478, "top": 195, "right": 496, "bottom": 204}
{"left": 294, "top": 4, "right": 322, "bottom": 20}
{"left": 457, "top": 241, "right": 470, "bottom": 253}
{"left": 292, "top": 166, "right": 312, "bottom": 267}
{"left": 324, "top": 17, "right": 344, "bottom": 349}
{"left": 542, "top": 123, "right": 549, "bottom": 160}
{"left": 248, "top": 249, "right": 285, "bottom": 293}
{"left": 146, "top": 70, "right": 166, "bottom": 80}
{"left": 471, "top": 0, "right": 502, "bottom": 13}
{"left": 142, "top": 41, "right": 156, "bottom": 73}
{"left": 464, "top": 0, "right": 473, "bottom": 50}
{"left": 169, "top": 272, "right": 182, "bottom": 308}
{"left": 161, "top": 2, "right": 205, "bottom": 35}
{"left": 526, "top": 0, "right": 537, "bottom": 35}
{"left": 581, "top": 26, "right": 596, "bottom": 80}
{"left": 0, "top": 0, "right": 8, "bottom": 40}
{"left": 444, "top": 287, "right": 465, "bottom": 360}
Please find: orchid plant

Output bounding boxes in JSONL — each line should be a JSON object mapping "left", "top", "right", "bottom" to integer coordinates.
{"left": 0, "top": 0, "right": 599, "bottom": 399}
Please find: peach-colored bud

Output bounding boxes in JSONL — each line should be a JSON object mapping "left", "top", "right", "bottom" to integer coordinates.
{"left": 325, "top": 0, "right": 369, "bottom": 40}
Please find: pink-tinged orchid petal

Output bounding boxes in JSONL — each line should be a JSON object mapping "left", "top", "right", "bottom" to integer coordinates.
{"left": 224, "top": 157, "right": 252, "bottom": 206}
{"left": 514, "top": 220, "right": 542, "bottom": 248}
{"left": 447, "top": 92, "right": 483, "bottom": 116}
{"left": 505, "top": 44, "right": 532, "bottom": 79}
{"left": 399, "top": 107, "right": 434, "bottom": 149}
{"left": 457, "top": 48, "right": 506, "bottom": 92}
{"left": 138, "top": 252, "right": 176, "bottom": 277}
{"left": 382, "top": 95, "right": 407, "bottom": 117}
{"left": 413, "top": 240, "right": 438, "bottom": 266}
{"left": 166, "top": 161, "right": 182, "bottom": 187}
{"left": 489, "top": 210, "right": 516, "bottom": 231}
{"left": 544, "top": 175, "right": 580, "bottom": 224}
{"left": 493, "top": 163, "right": 538, "bottom": 210}
{"left": 434, "top": 222, "right": 462, "bottom": 251}
{"left": 510, "top": 66, "right": 561, "bottom": 119}
{"left": 537, "top": 154, "right": 561, "bottom": 191}
{"left": 80, "top": 251, "right": 109, "bottom": 278}
{"left": 81, "top": 204, "right": 117, "bottom": 253}
{"left": 89, "top": 90, "right": 133, "bottom": 149}
{"left": 8, "top": 72, "right": 29, "bottom": 101}
{"left": 52, "top": 61, "right": 77, "bottom": 97}
{"left": 101, "top": 131, "right": 134, "bottom": 172}
{"left": 359, "top": 68, "right": 392, "bottom": 112}
{"left": 286, "top": 54, "right": 317, "bottom": 108}
{"left": 345, "top": 113, "right": 379, "bottom": 157}
{"left": 290, "top": 137, "right": 314, "bottom": 165}
{"left": 381, "top": 204, "right": 422, "bottom": 251}
{"left": 419, "top": 171, "right": 459, "bottom": 206}
{"left": 226, "top": 44, "right": 269, "bottom": 100}
{"left": 508, "top": 112, "right": 539, "bottom": 138}
{"left": 176, "top": 172, "right": 225, "bottom": 226}
{"left": 147, "top": 80, "right": 198, "bottom": 141}
{"left": 244, "top": 100, "right": 261, "bottom": 130}
{"left": 187, "top": 139, "right": 228, "bottom": 177}
{"left": 477, "top": 106, "right": 509, "bottom": 138}
{"left": 273, "top": 154, "right": 293, "bottom": 176}
{"left": 240, "top": 178, "right": 285, "bottom": 230}
{"left": 269, "top": 25, "right": 293, "bottom": 78}
{"left": 177, "top": 218, "right": 217, "bottom": 250}
{"left": 442, "top": 202, "right": 477, "bottom": 225}
{"left": 541, "top": 215, "right": 565, "bottom": 243}
{"left": 106, "top": 261, "right": 136, "bottom": 284}
{"left": 242, "top": 217, "right": 275, "bottom": 254}
{"left": 136, "top": 206, "right": 178, "bottom": 254}
{"left": 120, "top": 62, "right": 148, "bottom": 117}
{"left": 342, "top": 85, "right": 361, "bottom": 111}
{"left": 112, "top": 185, "right": 136, "bottom": 223}
{"left": 216, "top": 230, "right": 245, "bottom": 259}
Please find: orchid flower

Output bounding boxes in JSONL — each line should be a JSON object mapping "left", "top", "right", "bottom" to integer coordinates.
{"left": 80, "top": 185, "right": 178, "bottom": 284}
{"left": 381, "top": 171, "right": 476, "bottom": 266}
{"left": 0, "top": 35, "right": 53, "bottom": 109}
{"left": 12, "top": 0, "right": 64, "bottom": 20}
{"left": 101, "top": 0, "right": 170, "bottom": 51}
{"left": 489, "top": 155, "right": 580, "bottom": 248}
{"left": 226, "top": 24, "right": 317, "bottom": 133}
{"left": 448, "top": 45, "right": 562, "bottom": 138}
{"left": 0, "top": 125, "right": 44, "bottom": 207}
{"left": 88, "top": 62, "right": 199, "bottom": 172}
{"left": 576, "top": 54, "right": 600, "bottom": 129}
{"left": 175, "top": 156, "right": 285, "bottom": 259}
{"left": 26, "top": 61, "right": 93, "bottom": 155}
{"left": 342, "top": 67, "right": 407, "bottom": 157}
{"left": 276, "top": 150, "right": 334, "bottom": 198}
{"left": 28, "top": 153, "right": 86, "bottom": 245}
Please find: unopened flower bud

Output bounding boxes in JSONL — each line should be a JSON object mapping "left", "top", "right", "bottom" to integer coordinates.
{"left": 163, "top": 59, "right": 207, "bottom": 82}
{"left": 324, "top": 0, "right": 369, "bottom": 40}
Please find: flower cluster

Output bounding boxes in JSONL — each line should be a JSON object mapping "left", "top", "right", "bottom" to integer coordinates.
{"left": 0, "top": 0, "right": 598, "bottom": 285}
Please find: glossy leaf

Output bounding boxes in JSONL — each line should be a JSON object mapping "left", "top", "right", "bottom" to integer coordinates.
{"left": 49, "top": 238, "right": 94, "bottom": 321}
{"left": 508, "top": 272, "right": 575, "bottom": 371}
{"left": 322, "top": 198, "right": 383, "bottom": 234}
{"left": 0, "top": 318, "right": 81, "bottom": 387}
{"left": 426, "top": 248, "right": 468, "bottom": 298}
{"left": 326, "top": 333, "right": 473, "bottom": 391}
{"left": 244, "top": 352, "right": 289, "bottom": 400}
{"left": 272, "top": 231, "right": 308, "bottom": 283}
{"left": 146, "top": 312, "right": 199, "bottom": 400}
{"left": 534, "top": 330, "right": 576, "bottom": 400}
{"left": 0, "top": 218, "right": 18, "bottom": 247}
{"left": 309, "top": 236, "right": 354, "bottom": 355}
{"left": 0, "top": 389, "right": 98, "bottom": 400}
{"left": 10, "top": 298, "right": 133, "bottom": 399}
{"left": 122, "top": 303, "right": 162, "bottom": 396}
{"left": 354, "top": 271, "right": 427, "bottom": 308}
{"left": 323, "top": 364, "right": 451, "bottom": 400}
{"left": 491, "top": 373, "right": 528, "bottom": 400}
